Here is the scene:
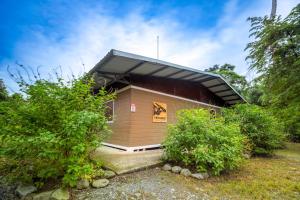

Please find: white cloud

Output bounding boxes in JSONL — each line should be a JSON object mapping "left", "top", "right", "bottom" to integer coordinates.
{"left": 1, "top": 0, "right": 298, "bottom": 91}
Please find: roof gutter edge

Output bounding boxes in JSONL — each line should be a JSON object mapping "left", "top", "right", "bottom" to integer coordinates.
{"left": 218, "top": 75, "right": 248, "bottom": 103}
{"left": 88, "top": 49, "right": 247, "bottom": 104}
{"left": 88, "top": 49, "right": 115, "bottom": 75}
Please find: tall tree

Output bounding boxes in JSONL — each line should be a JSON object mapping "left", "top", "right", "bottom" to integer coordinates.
{"left": 246, "top": 4, "right": 300, "bottom": 141}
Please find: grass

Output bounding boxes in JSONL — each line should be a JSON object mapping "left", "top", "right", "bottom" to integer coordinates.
{"left": 197, "top": 142, "right": 300, "bottom": 200}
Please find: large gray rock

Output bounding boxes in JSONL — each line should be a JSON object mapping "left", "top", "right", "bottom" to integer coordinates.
{"left": 103, "top": 170, "right": 116, "bottom": 179}
{"left": 180, "top": 168, "right": 192, "bottom": 177}
{"left": 32, "top": 191, "right": 53, "bottom": 200}
{"left": 171, "top": 166, "right": 182, "bottom": 174}
{"left": 162, "top": 164, "right": 172, "bottom": 171}
{"left": 77, "top": 179, "right": 89, "bottom": 189}
{"left": 16, "top": 185, "right": 37, "bottom": 197}
{"left": 92, "top": 179, "right": 109, "bottom": 188}
{"left": 50, "top": 188, "right": 69, "bottom": 200}
{"left": 191, "top": 172, "right": 209, "bottom": 180}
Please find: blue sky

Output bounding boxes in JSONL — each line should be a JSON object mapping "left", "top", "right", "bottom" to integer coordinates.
{"left": 0, "top": 0, "right": 298, "bottom": 92}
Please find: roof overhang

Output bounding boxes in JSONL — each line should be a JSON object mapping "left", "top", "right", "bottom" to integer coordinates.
{"left": 89, "top": 49, "right": 246, "bottom": 105}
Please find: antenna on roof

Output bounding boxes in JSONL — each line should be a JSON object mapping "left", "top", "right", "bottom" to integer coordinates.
{"left": 156, "top": 35, "right": 159, "bottom": 59}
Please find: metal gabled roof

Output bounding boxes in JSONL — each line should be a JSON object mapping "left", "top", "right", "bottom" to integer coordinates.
{"left": 89, "top": 49, "right": 246, "bottom": 105}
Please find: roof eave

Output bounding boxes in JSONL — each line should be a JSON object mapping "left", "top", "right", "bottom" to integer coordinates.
{"left": 89, "top": 49, "right": 247, "bottom": 104}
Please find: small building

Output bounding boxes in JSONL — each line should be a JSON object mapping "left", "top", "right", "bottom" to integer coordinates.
{"left": 90, "top": 49, "right": 245, "bottom": 153}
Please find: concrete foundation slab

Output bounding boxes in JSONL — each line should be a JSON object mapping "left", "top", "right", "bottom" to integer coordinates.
{"left": 90, "top": 146, "right": 163, "bottom": 174}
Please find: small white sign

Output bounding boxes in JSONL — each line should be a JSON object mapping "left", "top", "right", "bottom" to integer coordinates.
{"left": 130, "top": 103, "right": 136, "bottom": 112}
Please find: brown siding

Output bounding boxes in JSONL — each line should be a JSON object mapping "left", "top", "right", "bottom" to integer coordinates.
{"left": 128, "top": 88, "right": 218, "bottom": 147}
{"left": 106, "top": 89, "right": 131, "bottom": 146}
{"left": 107, "top": 86, "right": 221, "bottom": 147}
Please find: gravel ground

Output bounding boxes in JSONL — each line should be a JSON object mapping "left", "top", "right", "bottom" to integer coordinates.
{"left": 0, "top": 185, "right": 18, "bottom": 200}
{"left": 73, "top": 167, "right": 209, "bottom": 200}
{"left": 0, "top": 179, "right": 18, "bottom": 200}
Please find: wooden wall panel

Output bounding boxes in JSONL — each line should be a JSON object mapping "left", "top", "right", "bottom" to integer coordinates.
{"left": 106, "top": 89, "right": 131, "bottom": 146}
{"left": 128, "top": 88, "right": 218, "bottom": 147}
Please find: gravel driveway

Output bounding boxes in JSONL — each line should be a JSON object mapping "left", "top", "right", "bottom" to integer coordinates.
{"left": 73, "top": 167, "right": 209, "bottom": 200}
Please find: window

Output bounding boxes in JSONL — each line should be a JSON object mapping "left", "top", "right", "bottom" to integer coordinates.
{"left": 105, "top": 101, "right": 114, "bottom": 123}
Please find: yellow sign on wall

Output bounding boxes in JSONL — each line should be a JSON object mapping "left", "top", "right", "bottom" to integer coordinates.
{"left": 153, "top": 102, "right": 167, "bottom": 122}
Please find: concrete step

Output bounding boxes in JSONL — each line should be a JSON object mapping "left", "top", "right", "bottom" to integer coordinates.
{"left": 91, "top": 146, "right": 163, "bottom": 174}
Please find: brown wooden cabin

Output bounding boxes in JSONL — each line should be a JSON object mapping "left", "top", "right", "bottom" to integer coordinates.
{"left": 89, "top": 49, "right": 246, "bottom": 152}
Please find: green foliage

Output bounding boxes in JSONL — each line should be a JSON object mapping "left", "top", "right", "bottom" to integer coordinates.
{"left": 242, "top": 79, "right": 264, "bottom": 106}
{"left": 163, "top": 109, "right": 245, "bottom": 175}
{"left": 0, "top": 79, "right": 8, "bottom": 101}
{"left": 0, "top": 76, "right": 114, "bottom": 186}
{"left": 222, "top": 104, "right": 285, "bottom": 155}
{"left": 246, "top": 4, "right": 300, "bottom": 141}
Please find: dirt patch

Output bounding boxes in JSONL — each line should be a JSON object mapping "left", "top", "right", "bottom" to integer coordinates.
{"left": 73, "top": 167, "right": 209, "bottom": 200}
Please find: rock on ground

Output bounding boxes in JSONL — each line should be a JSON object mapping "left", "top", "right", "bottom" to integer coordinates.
{"left": 72, "top": 168, "right": 209, "bottom": 200}
{"left": 16, "top": 185, "right": 37, "bottom": 198}
{"left": 77, "top": 179, "right": 89, "bottom": 190}
{"left": 243, "top": 153, "right": 251, "bottom": 159}
{"left": 180, "top": 168, "right": 192, "bottom": 177}
{"left": 103, "top": 170, "right": 116, "bottom": 179}
{"left": 191, "top": 172, "right": 209, "bottom": 180}
{"left": 171, "top": 166, "right": 182, "bottom": 174}
{"left": 50, "top": 188, "right": 69, "bottom": 200}
{"left": 162, "top": 164, "right": 172, "bottom": 171}
{"left": 32, "top": 190, "right": 53, "bottom": 200}
{"left": 92, "top": 179, "right": 109, "bottom": 188}
{"left": 134, "top": 192, "right": 142, "bottom": 198}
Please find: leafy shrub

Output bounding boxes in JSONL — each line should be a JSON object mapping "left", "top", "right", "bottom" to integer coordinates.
{"left": 222, "top": 104, "right": 285, "bottom": 155}
{"left": 0, "top": 76, "right": 114, "bottom": 186}
{"left": 274, "top": 104, "right": 300, "bottom": 142}
{"left": 163, "top": 109, "right": 245, "bottom": 175}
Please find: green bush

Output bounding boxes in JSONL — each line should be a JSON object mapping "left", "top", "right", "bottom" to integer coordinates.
{"left": 274, "top": 104, "right": 300, "bottom": 142}
{"left": 222, "top": 104, "right": 285, "bottom": 155}
{"left": 0, "top": 76, "right": 114, "bottom": 187}
{"left": 163, "top": 109, "right": 245, "bottom": 175}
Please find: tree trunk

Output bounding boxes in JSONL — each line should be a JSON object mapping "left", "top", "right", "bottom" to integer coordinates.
{"left": 270, "top": 0, "right": 277, "bottom": 18}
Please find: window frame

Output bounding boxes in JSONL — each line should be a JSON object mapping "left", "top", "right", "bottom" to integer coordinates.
{"left": 105, "top": 100, "right": 114, "bottom": 124}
